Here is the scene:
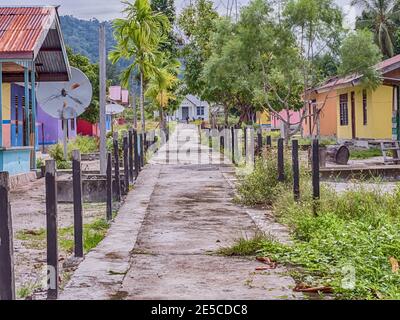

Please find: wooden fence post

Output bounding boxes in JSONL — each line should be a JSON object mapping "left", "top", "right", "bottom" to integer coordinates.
{"left": 123, "top": 133, "right": 129, "bottom": 195}
{"left": 128, "top": 129, "right": 134, "bottom": 183}
{"left": 231, "top": 127, "right": 235, "bottom": 164}
{"left": 277, "top": 138, "right": 285, "bottom": 182}
{"left": 312, "top": 139, "right": 320, "bottom": 207}
{"left": 45, "top": 160, "right": 58, "bottom": 300}
{"left": 0, "top": 172, "right": 15, "bottom": 300}
{"left": 244, "top": 126, "right": 247, "bottom": 156}
{"left": 139, "top": 133, "right": 144, "bottom": 168}
{"left": 133, "top": 129, "right": 139, "bottom": 179}
{"left": 292, "top": 140, "right": 300, "bottom": 201}
{"left": 257, "top": 129, "right": 263, "bottom": 156}
{"left": 106, "top": 152, "right": 113, "bottom": 221}
{"left": 113, "top": 132, "right": 121, "bottom": 202}
{"left": 72, "top": 150, "right": 83, "bottom": 258}
{"left": 266, "top": 135, "right": 272, "bottom": 148}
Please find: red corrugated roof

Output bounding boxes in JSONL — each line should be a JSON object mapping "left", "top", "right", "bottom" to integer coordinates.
{"left": 0, "top": 6, "right": 55, "bottom": 59}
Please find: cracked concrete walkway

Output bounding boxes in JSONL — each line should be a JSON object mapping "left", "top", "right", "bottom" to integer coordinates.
{"left": 61, "top": 124, "right": 301, "bottom": 300}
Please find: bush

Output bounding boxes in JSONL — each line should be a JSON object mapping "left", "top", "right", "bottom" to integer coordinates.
{"left": 234, "top": 144, "right": 400, "bottom": 299}
{"left": 259, "top": 184, "right": 400, "bottom": 300}
{"left": 236, "top": 151, "right": 295, "bottom": 206}
{"left": 48, "top": 135, "right": 98, "bottom": 169}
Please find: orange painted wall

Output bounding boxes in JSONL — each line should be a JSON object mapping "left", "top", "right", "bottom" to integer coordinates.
{"left": 302, "top": 90, "right": 337, "bottom": 137}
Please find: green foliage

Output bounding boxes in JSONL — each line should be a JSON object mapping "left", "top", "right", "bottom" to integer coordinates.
{"left": 236, "top": 152, "right": 295, "bottom": 206}
{"left": 48, "top": 136, "right": 99, "bottom": 168}
{"left": 338, "top": 29, "right": 383, "bottom": 90}
{"left": 353, "top": 0, "right": 399, "bottom": 58}
{"left": 178, "top": 0, "right": 219, "bottom": 97}
{"left": 350, "top": 148, "right": 382, "bottom": 160}
{"left": 217, "top": 233, "right": 267, "bottom": 256}
{"left": 236, "top": 146, "right": 400, "bottom": 299}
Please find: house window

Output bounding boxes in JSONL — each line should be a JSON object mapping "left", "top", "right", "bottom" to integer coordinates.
{"left": 362, "top": 89, "right": 367, "bottom": 125}
{"left": 197, "top": 106, "right": 205, "bottom": 116}
{"left": 70, "top": 118, "right": 75, "bottom": 131}
{"left": 339, "top": 94, "right": 349, "bottom": 126}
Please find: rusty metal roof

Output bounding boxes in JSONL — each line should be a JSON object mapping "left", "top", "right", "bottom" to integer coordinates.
{"left": 0, "top": 6, "right": 70, "bottom": 82}
{"left": 314, "top": 54, "right": 400, "bottom": 93}
{"left": 0, "top": 6, "right": 56, "bottom": 59}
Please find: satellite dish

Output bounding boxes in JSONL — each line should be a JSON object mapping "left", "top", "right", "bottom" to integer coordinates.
{"left": 36, "top": 67, "right": 92, "bottom": 160}
{"left": 36, "top": 67, "right": 92, "bottom": 120}
{"left": 106, "top": 103, "right": 125, "bottom": 115}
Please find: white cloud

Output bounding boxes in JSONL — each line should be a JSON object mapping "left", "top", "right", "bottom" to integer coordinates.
{"left": 1, "top": 0, "right": 357, "bottom": 22}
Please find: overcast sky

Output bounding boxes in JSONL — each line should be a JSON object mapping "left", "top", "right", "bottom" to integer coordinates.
{"left": 2, "top": 0, "right": 359, "bottom": 27}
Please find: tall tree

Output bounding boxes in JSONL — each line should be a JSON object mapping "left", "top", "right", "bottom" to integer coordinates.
{"left": 146, "top": 54, "right": 181, "bottom": 128}
{"left": 150, "top": 0, "right": 180, "bottom": 55}
{"left": 110, "top": 0, "right": 169, "bottom": 132}
{"left": 178, "top": 0, "right": 219, "bottom": 97}
{"left": 353, "top": 0, "right": 400, "bottom": 58}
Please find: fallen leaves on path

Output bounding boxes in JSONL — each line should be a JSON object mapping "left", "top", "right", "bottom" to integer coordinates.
{"left": 255, "top": 256, "right": 277, "bottom": 270}
{"left": 293, "top": 283, "right": 333, "bottom": 294}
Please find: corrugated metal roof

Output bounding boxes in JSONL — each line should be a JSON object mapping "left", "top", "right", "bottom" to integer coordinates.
{"left": 0, "top": 6, "right": 70, "bottom": 82}
{"left": 315, "top": 54, "right": 400, "bottom": 93}
{"left": 0, "top": 6, "right": 55, "bottom": 59}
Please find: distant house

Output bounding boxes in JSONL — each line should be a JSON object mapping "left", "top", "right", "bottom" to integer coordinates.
{"left": 173, "top": 95, "right": 209, "bottom": 121}
{"left": 306, "top": 54, "right": 400, "bottom": 141}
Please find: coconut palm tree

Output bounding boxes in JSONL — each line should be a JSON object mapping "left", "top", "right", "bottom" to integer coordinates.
{"left": 146, "top": 55, "right": 180, "bottom": 128}
{"left": 110, "top": 0, "right": 169, "bottom": 132}
{"left": 352, "top": 0, "right": 400, "bottom": 58}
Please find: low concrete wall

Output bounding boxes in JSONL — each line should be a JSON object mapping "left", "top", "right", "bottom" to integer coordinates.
{"left": 10, "top": 171, "right": 37, "bottom": 190}
{"left": 320, "top": 165, "right": 400, "bottom": 181}
{"left": 57, "top": 175, "right": 126, "bottom": 203}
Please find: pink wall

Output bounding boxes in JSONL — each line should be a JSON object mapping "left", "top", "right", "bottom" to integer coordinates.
{"left": 270, "top": 110, "right": 301, "bottom": 129}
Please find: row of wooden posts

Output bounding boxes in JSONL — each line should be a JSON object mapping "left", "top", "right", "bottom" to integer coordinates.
{"left": 0, "top": 128, "right": 159, "bottom": 300}
{"left": 205, "top": 126, "right": 320, "bottom": 202}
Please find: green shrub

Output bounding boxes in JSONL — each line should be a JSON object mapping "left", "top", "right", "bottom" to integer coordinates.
{"left": 259, "top": 184, "right": 400, "bottom": 299}
{"left": 236, "top": 151, "right": 296, "bottom": 206}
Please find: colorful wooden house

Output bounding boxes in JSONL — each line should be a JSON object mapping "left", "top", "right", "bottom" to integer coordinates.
{"left": 0, "top": 6, "right": 70, "bottom": 175}
{"left": 305, "top": 55, "right": 400, "bottom": 141}
{"left": 302, "top": 84, "right": 338, "bottom": 138}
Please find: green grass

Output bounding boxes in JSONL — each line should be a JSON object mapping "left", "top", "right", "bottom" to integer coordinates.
{"left": 17, "top": 218, "right": 110, "bottom": 254}
{"left": 236, "top": 150, "right": 400, "bottom": 299}
{"left": 350, "top": 148, "right": 382, "bottom": 160}
{"left": 217, "top": 233, "right": 267, "bottom": 256}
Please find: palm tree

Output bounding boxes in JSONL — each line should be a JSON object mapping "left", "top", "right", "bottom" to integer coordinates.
{"left": 352, "top": 0, "right": 400, "bottom": 58}
{"left": 110, "top": 0, "right": 169, "bottom": 132}
{"left": 146, "top": 54, "right": 180, "bottom": 128}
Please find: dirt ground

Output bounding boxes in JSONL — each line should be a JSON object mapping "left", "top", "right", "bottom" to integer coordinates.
{"left": 10, "top": 170, "right": 106, "bottom": 299}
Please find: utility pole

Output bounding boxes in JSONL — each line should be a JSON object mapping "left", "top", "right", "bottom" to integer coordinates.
{"left": 130, "top": 70, "right": 137, "bottom": 129}
{"left": 99, "top": 23, "right": 107, "bottom": 175}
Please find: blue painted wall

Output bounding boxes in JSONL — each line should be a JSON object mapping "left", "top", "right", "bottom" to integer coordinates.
{"left": 0, "top": 148, "right": 32, "bottom": 175}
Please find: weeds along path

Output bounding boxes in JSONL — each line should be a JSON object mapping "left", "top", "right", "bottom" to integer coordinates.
{"left": 119, "top": 124, "right": 302, "bottom": 300}
{"left": 61, "top": 124, "right": 302, "bottom": 300}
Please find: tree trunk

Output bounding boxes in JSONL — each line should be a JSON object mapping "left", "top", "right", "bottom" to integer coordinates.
{"left": 224, "top": 104, "right": 228, "bottom": 127}
{"left": 140, "top": 71, "right": 145, "bottom": 132}
{"left": 159, "top": 107, "right": 166, "bottom": 129}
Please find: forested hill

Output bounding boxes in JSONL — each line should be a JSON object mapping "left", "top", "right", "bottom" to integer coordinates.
{"left": 60, "top": 15, "right": 116, "bottom": 64}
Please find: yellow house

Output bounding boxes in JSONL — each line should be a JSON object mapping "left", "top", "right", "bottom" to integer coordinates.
{"left": 317, "top": 54, "right": 400, "bottom": 141}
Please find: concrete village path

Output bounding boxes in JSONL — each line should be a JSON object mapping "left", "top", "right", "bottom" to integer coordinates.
{"left": 60, "top": 124, "right": 302, "bottom": 300}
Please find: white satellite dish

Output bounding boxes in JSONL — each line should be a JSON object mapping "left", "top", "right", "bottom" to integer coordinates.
{"left": 106, "top": 103, "right": 125, "bottom": 115}
{"left": 36, "top": 67, "right": 93, "bottom": 159}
